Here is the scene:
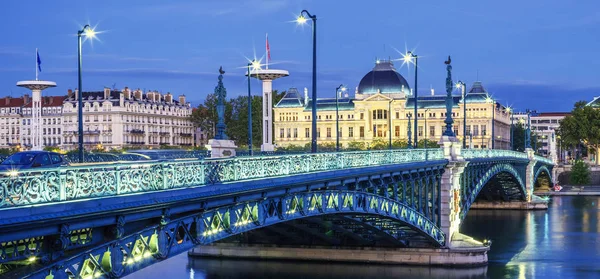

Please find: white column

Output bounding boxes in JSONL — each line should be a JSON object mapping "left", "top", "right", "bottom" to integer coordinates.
{"left": 32, "top": 89, "right": 42, "bottom": 150}
{"left": 261, "top": 79, "right": 274, "bottom": 151}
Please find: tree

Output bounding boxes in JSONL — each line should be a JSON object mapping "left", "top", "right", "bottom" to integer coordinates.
{"left": 347, "top": 141, "right": 366, "bottom": 151}
{"left": 415, "top": 139, "right": 439, "bottom": 149}
{"left": 511, "top": 122, "right": 526, "bottom": 152}
{"left": 558, "top": 101, "right": 600, "bottom": 164}
{"left": 570, "top": 160, "right": 590, "bottom": 185}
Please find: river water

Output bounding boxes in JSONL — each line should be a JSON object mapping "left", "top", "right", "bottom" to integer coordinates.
{"left": 128, "top": 196, "right": 600, "bottom": 279}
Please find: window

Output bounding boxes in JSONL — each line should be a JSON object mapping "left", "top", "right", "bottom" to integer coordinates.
{"left": 466, "top": 125, "right": 471, "bottom": 135}
{"left": 338, "top": 128, "right": 342, "bottom": 138}
{"left": 481, "top": 125, "right": 487, "bottom": 136}
{"left": 305, "top": 128, "right": 310, "bottom": 138}
{"left": 429, "top": 126, "right": 435, "bottom": 137}
{"left": 293, "top": 128, "right": 298, "bottom": 138}
{"left": 396, "top": 112, "right": 400, "bottom": 119}
{"left": 360, "top": 113, "right": 364, "bottom": 120}
{"left": 32, "top": 154, "right": 51, "bottom": 167}
{"left": 418, "top": 126, "right": 423, "bottom": 137}
{"left": 50, "top": 154, "right": 63, "bottom": 164}
{"left": 474, "top": 125, "right": 479, "bottom": 136}
{"left": 348, "top": 127, "right": 354, "bottom": 137}
{"left": 326, "top": 127, "right": 331, "bottom": 138}
{"left": 359, "top": 126, "right": 365, "bottom": 138}
{"left": 454, "top": 125, "right": 459, "bottom": 136}
{"left": 317, "top": 128, "right": 321, "bottom": 138}
{"left": 280, "top": 128, "right": 284, "bottom": 138}
{"left": 395, "top": 126, "right": 400, "bottom": 137}
{"left": 287, "top": 128, "right": 291, "bottom": 138}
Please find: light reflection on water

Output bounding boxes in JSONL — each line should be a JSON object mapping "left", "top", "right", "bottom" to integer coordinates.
{"left": 129, "top": 196, "right": 600, "bottom": 279}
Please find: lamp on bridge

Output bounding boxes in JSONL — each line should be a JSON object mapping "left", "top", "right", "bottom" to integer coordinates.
{"left": 77, "top": 25, "right": 99, "bottom": 163}
{"left": 246, "top": 60, "right": 260, "bottom": 156}
{"left": 403, "top": 51, "right": 418, "bottom": 145}
{"left": 456, "top": 81, "right": 467, "bottom": 148}
{"left": 335, "top": 84, "right": 346, "bottom": 152}
{"left": 296, "top": 10, "right": 318, "bottom": 153}
{"left": 407, "top": 113, "right": 413, "bottom": 149}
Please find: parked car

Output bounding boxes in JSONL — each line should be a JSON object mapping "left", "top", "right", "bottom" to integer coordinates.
{"left": 0, "top": 151, "right": 69, "bottom": 172}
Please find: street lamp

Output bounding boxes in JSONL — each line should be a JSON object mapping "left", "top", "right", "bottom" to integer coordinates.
{"left": 388, "top": 99, "right": 393, "bottom": 150}
{"left": 507, "top": 107, "right": 514, "bottom": 150}
{"left": 424, "top": 108, "right": 430, "bottom": 149}
{"left": 524, "top": 109, "right": 538, "bottom": 149}
{"left": 456, "top": 81, "right": 467, "bottom": 148}
{"left": 247, "top": 60, "right": 260, "bottom": 156}
{"left": 335, "top": 84, "right": 346, "bottom": 152}
{"left": 77, "top": 24, "right": 97, "bottom": 163}
{"left": 403, "top": 52, "right": 418, "bottom": 145}
{"left": 407, "top": 113, "right": 413, "bottom": 149}
{"left": 296, "top": 10, "right": 318, "bottom": 153}
{"left": 486, "top": 97, "right": 495, "bottom": 149}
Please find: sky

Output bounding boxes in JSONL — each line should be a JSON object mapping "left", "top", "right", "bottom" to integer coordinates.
{"left": 1, "top": 0, "right": 599, "bottom": 112}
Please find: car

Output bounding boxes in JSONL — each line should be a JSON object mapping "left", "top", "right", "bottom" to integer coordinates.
{"left": 0, "top": 151, "right": 69, "bottom": 172}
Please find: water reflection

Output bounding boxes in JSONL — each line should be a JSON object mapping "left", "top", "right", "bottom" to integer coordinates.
{"left": 187, "top": 258, "right": 488, "bottom": 279}
{"left": 129, "top": 196, "right": 600, "bottom": 279}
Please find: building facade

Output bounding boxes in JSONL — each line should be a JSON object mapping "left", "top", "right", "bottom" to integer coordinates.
{"left": 273, "top": 60, "right": 511, "bottom": 149}
{"left": 0, "top": 87, "right": 195, "bottom": 151}
{"left": 513, "top": 112, "right": 569, "bottom": 162}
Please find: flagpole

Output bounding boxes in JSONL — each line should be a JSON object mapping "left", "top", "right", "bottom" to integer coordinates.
{"left": 265, "top": 33, "right": 269, "bottom": 69}
{"left": 35, "top": 48, "right": 38, "bottom": 81}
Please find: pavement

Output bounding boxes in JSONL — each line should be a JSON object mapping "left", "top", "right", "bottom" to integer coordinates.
{"left": 535, "top": 185, "right": 600, "bottom": 196}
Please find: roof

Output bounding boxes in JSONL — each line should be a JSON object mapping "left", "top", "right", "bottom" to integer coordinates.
{"left": 587, "top": 96, "right": 600, "bottom": 107}
{"left": 23, "top": 96, "right": 66, "bottom": 108}
{"left": 304, "top": 98, "right": 355, "bottom": 111}
{"left": 275, "top": 88, "right": 304, "bottom": 108}
{"left": 357, "top": 60, "right": 411, "bottom": 95}
{"left": 468, "top": 81, "right": 486, "bottom": 93}
{"left": 537, "top": 112, "right": 571, "bottom": 117}
{"left": 405, "top": 95, "right": 462, "bottom": 109}
{"left": 64, "top": 90, "right": 188, "bottom": 107}
{"left": 0, "top": 97, "right": 25, "bottom": 108}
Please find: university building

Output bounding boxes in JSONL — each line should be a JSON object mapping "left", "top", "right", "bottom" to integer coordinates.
{"left": 273, "top": 60, "right": 511, "bottom": 149}
{"left": 0, "top": 87, "right": 195, "bottom": 151}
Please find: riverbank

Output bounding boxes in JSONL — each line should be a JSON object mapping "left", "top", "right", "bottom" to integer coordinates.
{"left": 535, "top": 185, "right": 600, "bottom": 196}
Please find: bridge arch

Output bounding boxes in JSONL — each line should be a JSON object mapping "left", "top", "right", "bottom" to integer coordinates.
{"left": 27, "top": 191, "right": 444, "bottom": 279}
{"left": 534, "top": 165, "right": 553, "bottom": 190}
{"left": 461, "top": 163, "right": 526, "bottom": 220}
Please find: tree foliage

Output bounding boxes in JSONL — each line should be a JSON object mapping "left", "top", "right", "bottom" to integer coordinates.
{"left": 557, "top": 101, "right": 600, "bottom": 163}
{"left": 570, "top": 160, "right": 591, "bottom": 185}
{"left": 190, "top": 90, "right": 285, "bottom": 148}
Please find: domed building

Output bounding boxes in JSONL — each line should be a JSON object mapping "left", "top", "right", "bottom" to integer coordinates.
{"left": 273, "top": 60, "right": 511, "bottom": 150}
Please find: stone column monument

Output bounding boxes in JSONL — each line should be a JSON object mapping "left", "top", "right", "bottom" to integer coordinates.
{"left": 207, "top": 67, "right": 237, "bottom": 158}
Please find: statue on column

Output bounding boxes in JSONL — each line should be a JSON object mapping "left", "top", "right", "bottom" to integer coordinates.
{"left": 215, "top": 66, "right": 228, "bottom": 140}
{"left": 443, "top": 56, "right": 455, "bottom": 137}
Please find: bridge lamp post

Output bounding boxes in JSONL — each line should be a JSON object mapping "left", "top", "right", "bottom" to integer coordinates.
{"left": 403, "top": 52, "right": 418, "bottom": 145}
{"left": 407, "top": 113, "right": 413, "bottom": 149}
{"left": 485, "top": 96, "right": 496, "bottom": 149}
{"left": 424, "top": 108, "right": 430, "bottom": 149}
{"left": 247, "top": 60, "right": 260, "bottom": 156}
{"left": 296, "top": 10, "right": 318, "bottom": 153}
{"left": 335, "top": 84, "right": 346, "bottom": 152}
{"left": 456, "top": 81, "right": 467, "bottom": 148}
{"left": 77, "top": 25, "right": 97, "bottom": 163}
{"left": 507, "top": 107, "right": 514, "bottom": 150}
{"left": 388, "top": 99, "right": 393, "bottom": 150}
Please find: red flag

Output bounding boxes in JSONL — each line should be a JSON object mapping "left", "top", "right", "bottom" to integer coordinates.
{"left": 266, "top": 34, "right": 271, "bottom": 62}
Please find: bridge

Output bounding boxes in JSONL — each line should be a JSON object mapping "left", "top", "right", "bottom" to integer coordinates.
{"left": 0, "top": 146, "right": 553, "bottom": 278}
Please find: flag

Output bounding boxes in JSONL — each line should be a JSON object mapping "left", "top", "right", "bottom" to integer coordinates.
{"left": 266, "top": 34, "right": 271, "bottom": 62}
{"left": 36, "top": 49, "right": 42, "bottom": 72}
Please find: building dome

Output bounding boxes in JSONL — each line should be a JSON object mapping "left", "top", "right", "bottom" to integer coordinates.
{"left": 357, "top": 60, "right": 411, "bottom": 95}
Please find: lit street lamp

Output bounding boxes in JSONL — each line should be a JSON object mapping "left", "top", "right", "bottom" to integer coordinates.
{"left": 424, "top": 108, "right": 430, "bottom": 149}
{"left": 335, "top": 84, "right": 346, "bottom": 152}
{"left": 403, "top": 52, "right": 418, "bottom": 145}
{"left": 77, "top": 25, "right": 97, "bottom": 163}
{"left": 407, "top": 113, "right": 413, "bottom": 149}
{"left": 296, "top": 10, "right": 318, "bottom": 153}
{"left": 456, "top": 81, "right": 467, "bottom": 148}
{"left": 247, "top": 60, "right": 260, "bottom": 156}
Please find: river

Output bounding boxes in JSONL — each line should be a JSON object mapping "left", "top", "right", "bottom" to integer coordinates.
{"left": 127, "top": 196, "right": 600, "bottom": 279}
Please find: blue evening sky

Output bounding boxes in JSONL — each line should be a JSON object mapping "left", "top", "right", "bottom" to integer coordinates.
{"left": 1, "top": 0, "right": 598, "bottom": 112}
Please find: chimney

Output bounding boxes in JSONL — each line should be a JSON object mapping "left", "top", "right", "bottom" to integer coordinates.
{"left": 124, "top": 88, "right": 131, "bottom": 99}
{"left": 23, "top": 94, "right": 30, "bottom": 105}
{"left": 74, "top": 89, "right": 79, "bottom": 100}
{"left": 165, "top": 93, "right": 173, "bottom": 103}
{"left": 155, "top": 93, "right": 161, "bottom": 102}
{"left": 178, "top": 94, "right": 186, "bottom": 104}
{"left": 5, "top": 97, "right": 9, "bottom": 106}
{"left": 104, "top": 87, "right": 111, "bottom": 100}
{"left": 146, "top": 91, "right": 154, "bottom": 102}
{"left": 67, "top": 89, "right": 73, "bottom": 99}
{"left": 134, "top": 90, "right": 142, "bottom": 100}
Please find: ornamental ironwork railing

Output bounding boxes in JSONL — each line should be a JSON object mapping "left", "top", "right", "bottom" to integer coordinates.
{"left": 461, "top": 149, "right": 529, "bottom": 160}
{"left": 0, "top": 149, "right": 444, "bottom": 208}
